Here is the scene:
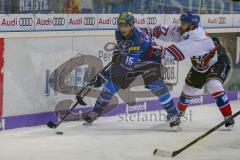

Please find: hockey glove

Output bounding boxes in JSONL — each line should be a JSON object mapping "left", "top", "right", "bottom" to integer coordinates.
{"left": 111, "top": 50, "right": 122, "bottom": 64}
{"left": 89, "top": 75, "right": 105, "bottom": 88}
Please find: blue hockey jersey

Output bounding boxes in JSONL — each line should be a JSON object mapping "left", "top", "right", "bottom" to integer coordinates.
{"left": 115, "top": 27, "right": 151, "bottom": 68}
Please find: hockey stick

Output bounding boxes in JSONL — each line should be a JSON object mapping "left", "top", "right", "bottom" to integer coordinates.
{"left": 47, "top": 62, "right": 113, "bottom": 129}
{"left": 153, "top": 110, "right": 240, "bottom": 157}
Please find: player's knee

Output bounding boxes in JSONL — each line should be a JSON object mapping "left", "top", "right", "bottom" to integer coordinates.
{"left": 159, "top": 92, "right": 172, "bottom": 105}
{"left": 99, "top": 89, "right": 114, "bottom": 102}
{"left": 182, "top": 84, "right": 199, "bottom": 95}
{"left": 179, "top": 84, "right": 198, "bottom": 105}
{"left": 179, "top": 92, "right": 192, "bottom": 105}
{"left": 99, "top": 81, "right": 120, "bottom": 101}
{"left": 206, "top": 79, "right": 224, "bottom": 94}
{"left": 104, "top": 81, "right": 120, "bottom": 94}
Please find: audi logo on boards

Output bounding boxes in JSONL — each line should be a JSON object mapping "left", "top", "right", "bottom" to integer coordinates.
{"left": 112, "top": 17, "right": 118, "bottom": 25}
{"left": 218, "top": 17, "right": 226, "bottom": 24}
{"left": 52, "top": 17, "right": 65, "bottom": 26}
{"left": 84, "top": 17, "right": 95, "bottom": 25}
{"left": 19, "top": 18, "right": 33, "bottom": 26}
{"left": 146, "top": 17, "right": 157, "bottom": 25}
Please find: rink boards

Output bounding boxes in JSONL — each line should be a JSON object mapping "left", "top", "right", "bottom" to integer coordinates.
{"left": 0, "top": 28, "right": 239, "bottom": 130}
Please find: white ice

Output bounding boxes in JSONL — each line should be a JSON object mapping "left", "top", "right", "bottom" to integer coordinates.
{"left": 0, "top": 100, "right": 239, "bottom": 160}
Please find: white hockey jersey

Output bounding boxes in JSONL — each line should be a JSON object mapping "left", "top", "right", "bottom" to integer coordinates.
{"left": 151, "top": 25, "right": 218, "bottom": 72}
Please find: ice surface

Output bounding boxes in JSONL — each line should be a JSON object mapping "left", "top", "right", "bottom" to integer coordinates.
{"left": 0, "top": 101, "right": 239, "bottom": 160}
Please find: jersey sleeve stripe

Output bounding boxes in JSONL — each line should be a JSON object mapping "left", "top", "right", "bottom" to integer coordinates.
{"left": 166, "top": 45, "right": 184, "bottom": 61}
{"left": 172, "top": 45, "right": 185, "bottom": 59}
{"left": 165, "top": 48, "right": 178, "bottom": 60}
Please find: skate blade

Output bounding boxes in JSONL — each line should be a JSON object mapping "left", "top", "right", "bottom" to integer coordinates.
{"left": 82, "top": 122, "right": 93, "bottom": 126}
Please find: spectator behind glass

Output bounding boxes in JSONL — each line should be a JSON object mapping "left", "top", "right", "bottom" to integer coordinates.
{"left": 64, "top": 0, "right": 80, "bottom": 13}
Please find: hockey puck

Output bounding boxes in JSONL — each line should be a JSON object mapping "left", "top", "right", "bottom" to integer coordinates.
{"left": 56, "top": 131, "right": 63, "bottom": 135}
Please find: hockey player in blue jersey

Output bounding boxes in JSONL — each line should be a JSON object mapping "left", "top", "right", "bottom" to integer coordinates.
{"left": 79, "top": 12, "right": 181, "bottom": 128}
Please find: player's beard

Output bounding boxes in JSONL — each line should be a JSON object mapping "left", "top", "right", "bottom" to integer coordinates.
{"left": 178, "top": 25, "right": 192, "bottom": 36}
{"left": 126, "top": 29, "right": 134, "bottom": 39}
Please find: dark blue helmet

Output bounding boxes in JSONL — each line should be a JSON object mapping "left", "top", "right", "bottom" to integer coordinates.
{"left": 118, "top": 12, "right": 134, "bottom": 26}
{"left": 180, "top": 11, "right": 200, "bottom": 28}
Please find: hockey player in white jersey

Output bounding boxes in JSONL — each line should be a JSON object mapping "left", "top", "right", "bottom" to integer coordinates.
{"left": 143, "top": 11, "right": 234, "bottom": 128}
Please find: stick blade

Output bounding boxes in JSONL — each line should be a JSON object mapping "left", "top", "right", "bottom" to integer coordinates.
{"left": 153, "top": 148, "right": 173, "bottom": 157}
